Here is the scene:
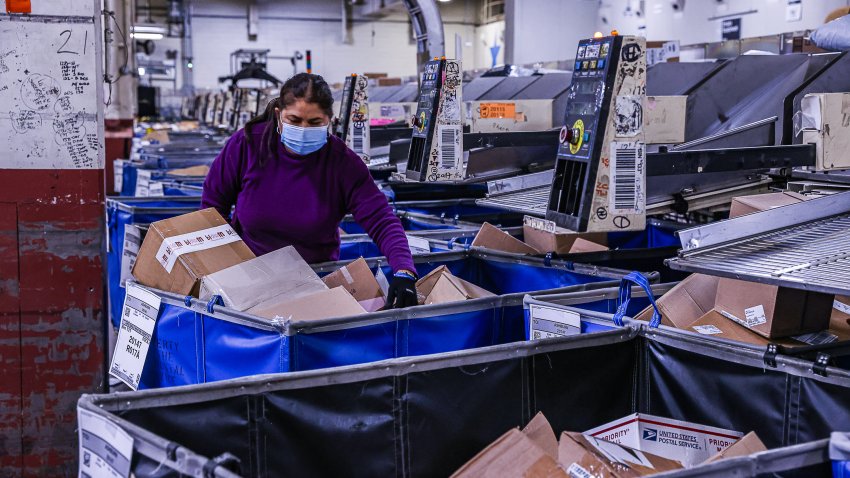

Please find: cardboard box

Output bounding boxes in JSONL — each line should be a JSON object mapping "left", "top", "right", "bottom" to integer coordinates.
{"left": 585, "top": 413, "right": 743, "bottom": 467}
{"left": 728, "top": 191, "right": 810, "bottom": 218}
{"left": 247, "top": 286, "right": 366, "bottom": 322}
{"left": 559, "top": 432, "right": 683, "bottom": 476}
{"left": 451, "top": 414, "right": 565, "bottom": 478}
{"left": 143, "top": 129, "right": 170, "bottom": 144}
{"left": 715, "top": 278, "right": 833, "bottom": 338}
{"left": 199, "top": 246, "right": 327, "bottom": 312}
{"left": 168, "top": 164, "right": 210, "bottom": 177}
{"left": 645, "top": 95, "right": 687, "bottom": 144}
{"left": 415, "top": 265, "right": 495, "bottom": 305}
{"left": 522, "top": 216, "right": 608, "bottom": 255}
{"left": 322, "top": 258, "right": 386, "bottom": 312}
{"left": 832, "top": 296, "right": 850, "bottom": 331}
{"left": 688, "top": 311, "right": 804, "bottom": 348}
{"left": 634, "top": 274, "right": 719, "bottom": 328}
{"left": 703, "top": 432, "right": 767, "bottom": 464}
{"left": 132, "top": 208, "right": 255, "bottom": 296}
{"left": 472, "top": 222, "right": 540, "bottom": 255}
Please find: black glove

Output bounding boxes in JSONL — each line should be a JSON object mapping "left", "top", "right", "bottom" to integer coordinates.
{"left": 386, "top": 272, "right": 418, "bottom": 309}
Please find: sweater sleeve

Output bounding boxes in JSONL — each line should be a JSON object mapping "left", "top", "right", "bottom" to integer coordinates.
{"left": 201, "top": 131, "right": 246, "bottom": 219}
{"left": 342, "top": 151, "right": 416, "bottom": 275}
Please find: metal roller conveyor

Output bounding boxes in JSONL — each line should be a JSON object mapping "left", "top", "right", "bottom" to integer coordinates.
{"left": 667, "top": 192, "right": 850, "bottom": 296}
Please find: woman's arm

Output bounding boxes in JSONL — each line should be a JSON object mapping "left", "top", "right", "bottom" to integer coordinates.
{"left": 201, "top": 132, "right": 246, "bottom": 219}
{"left": 343, "top": 153, "right": 416, "bottom": 275}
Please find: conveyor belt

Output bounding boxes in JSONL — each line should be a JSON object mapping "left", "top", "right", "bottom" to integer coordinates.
{"left": 667, "top": 192, "right": 850, "bottom": 296}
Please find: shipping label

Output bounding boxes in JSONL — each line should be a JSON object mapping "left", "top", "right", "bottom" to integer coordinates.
{"left": 529, "top": 305, "right": 581, "bottom": 340}
{"left": 78, "top": 408, "right": 133, "bottom": 478}
{"left": 119, "top": 225, "right": 141, "bottom": 287}
{"left": 155, "top": 224, "right": 241, "bottom": 273}
{"left": 109, "top": 284, "right": 161, "bottom": 391}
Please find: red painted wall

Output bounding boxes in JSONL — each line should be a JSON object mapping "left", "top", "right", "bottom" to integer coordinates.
{"left": 0, "top": 170, "right": 105, "bottom": 476}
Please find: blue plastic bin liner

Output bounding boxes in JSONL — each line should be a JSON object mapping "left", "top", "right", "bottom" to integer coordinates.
{"left": 608, "top": 221, "right": 680, "bottom": 249}
{"left": 138, "top": 301, "right": 203, "bottom": 388}
{"left": 107, "top": 198, "right": 201, "bottom": 328}
{"left": 811, "top": 15, "right": 850, "bottom": 52}
{"left": 338, "top": 240, "right": 383, "bottom": 261}
{"left": 833, "top": 432, "right": 850, "bottom": 477}
{"left": 136, "top": 257, "right": 643, "bottom": 389}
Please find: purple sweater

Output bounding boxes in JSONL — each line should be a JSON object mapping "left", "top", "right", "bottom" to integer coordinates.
{"left": 201, "top": 122, "right": 415, "bottom": 273}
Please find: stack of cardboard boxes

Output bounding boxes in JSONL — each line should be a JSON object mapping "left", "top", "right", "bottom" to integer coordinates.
{"left": 453, "top": 413, "right": 765, "bottom": 477}
{"left": 471, "top": 218, "right": 608, "bottom": 256}
{"left": 635, "top": 191, "right": 848, "bottom": 346}
{"left": 130, "top": 208, "right": 497, "bottom": 323}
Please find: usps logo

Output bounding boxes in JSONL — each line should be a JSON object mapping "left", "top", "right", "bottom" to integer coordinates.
{"left": 643, "top": 428, "right": 658, "bottom": 441}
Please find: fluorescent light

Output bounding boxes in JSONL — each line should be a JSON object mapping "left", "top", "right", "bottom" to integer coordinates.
{"left": 438, "top": 0, "right": 451, "bottom": 2}
{"left": 133, "top": 24, "right": 167, "bottom": 34}
{"left": 138, "top": 67, "right": 146, "bottom": 76}
{"left": 131, "top": 32, "right": 164, "bottom": 40}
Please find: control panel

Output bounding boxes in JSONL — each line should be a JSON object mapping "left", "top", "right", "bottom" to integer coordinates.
{"left": 333, "top": 74, "right": 371, "bottom": 163}
{"left": 406, "top": 58, "right": 464, "bottom": 182}
{"left": 546, "top": 35, "right": 647, "bottom": 232}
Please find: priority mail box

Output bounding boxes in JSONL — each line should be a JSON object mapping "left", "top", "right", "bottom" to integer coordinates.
{"left": 199, "top": 246, "right": 327, "bottom": 311}
{"left": 560, "top": 432, "right": 683, "bottom": 476}
{"left": 585, "top": 413, "right": 743, "bottom": 467}
{"left": 703, "top": 432, "right": 767, "bottom": 464}
{"left": 132, "top": 208, "right": 255, "bottom": 296}
{"left": 644, "top": 95, "right": 686, "bottom": 144}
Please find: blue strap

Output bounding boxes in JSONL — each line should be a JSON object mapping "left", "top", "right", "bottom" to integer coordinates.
{"left": 447, "top": 238, "right": 456, "bottom": 250}
{"left": 183, "top": 295, "right": 193, "bottom": 307}
{"left": 206, "top": 295, "right": 223, "bottom": 314}
{"left": 613, "top": 272, "right": 662, "bottom": 328}
{"left": 544, "top": 252, "right": 553, "bottom": 267}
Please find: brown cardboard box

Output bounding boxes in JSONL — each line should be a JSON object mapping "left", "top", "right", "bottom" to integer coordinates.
{"left": 143, "top": 129, "right": 170, "bottom": 144}
{"left": 247, "top": 286, "right": 366, "bottom": 321}
{"left": 558, "top": 432, "right": 683, "bottom": 476}
{"left": 132, "top": 208, "right": 256, "bottom": 296}
{"left": 199, "top": 246, "right": 327, "bottom": 311}
{"left": 168, "top": 164, "right": 210, "bottom": 177}
{"left": 703, "top": 432, "right": 767, "bottom": 464}
{"left": 715, "top": 278, "right": 833, "bottom": 338}
{"left": 831, "top": 296, "right": 850, "bottom": 331}
{"left": 687, "top": 311, "right": 803, "bottom": 348}
{"left": 322, "top": 258, "right": 385, "bottom": 312}
{"left": 473, "top": 222, "right": 540, "bottom": 255}
{"left": 728, "top": 191, "right": 810, "bottom": 218}
{"left": 522, "top": 226, "right": 608, "bottom": 254}
{"left": 424, "top": 274, "right": 496, "bottom": 305}
{"left": 634, "top": 274, "right": 719, "bottom": 328}
{"left": 416, "top": 265, "right": 450, "bottom": 304}
{"left": 451, "top": 414, "right": 565, "bottom": 478}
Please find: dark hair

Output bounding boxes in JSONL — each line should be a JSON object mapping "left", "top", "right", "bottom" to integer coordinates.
{"left": 244, "top": 73, "right": 335, "bottom": 160}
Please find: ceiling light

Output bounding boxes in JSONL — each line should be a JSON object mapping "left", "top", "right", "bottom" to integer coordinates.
{"left": 138, "top": 67, "right": 146, "bottom": 76}
{"left": 131, "top": 32, "right": 164, "bottom": 40}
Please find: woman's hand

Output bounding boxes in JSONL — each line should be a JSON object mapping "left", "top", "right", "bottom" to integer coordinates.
{"left": 386, "top": 270, "right": 418, "bottom": 309}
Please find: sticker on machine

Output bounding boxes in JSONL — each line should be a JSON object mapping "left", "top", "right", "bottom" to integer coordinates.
{"left": 438, "top": 124, "right": 461, "bottom": 171}
{"left": 529, "top": 304, "right": 581, "bottom": 340}
{"left": 614, "top": 95, "right": 643, "bottom": 137}
{"left": 609, "top": 141, "right": 645, "bottom": 214}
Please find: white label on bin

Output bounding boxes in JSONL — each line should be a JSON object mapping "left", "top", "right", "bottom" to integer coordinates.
{"left": 135, "top": 170, "right": 152, "bottom": 197}
{"left": 119, "top": 225, "right": 142, "bottom": 287}
{"left": 523, "top": 215, "right": 557, "bottom": 233}
{"left": 113, "top": 159, "right": 125, "bottom": 193}
{"left": 148, "top": 181, "right": 164, "bottom": 196}
{"left": 793, "top": 331, "right": 838, "bottom": 346}
{"left": 529, "top": 305, "right": 581, "bottom": 340}
{"left": 692, "top": 324, "right": 723, "bottom": 335}
{"left": 109, "top": 284, "right": 161, "bottom": 391}
{"left": 567, "top": 463, "right": 593, "bottom": 478}
{"left": 155, "top": 224, "right": 241, "bottom": 273}
{"left": 78, "top": 408, "right": 134, "bottom": 478}
{"left": 375, "top": 267, "right": 390, "bottom": 298}
{"left": 834, "top": 300, "right": 850, "bottom": 316}
{"left": 407, "top": 235, "right": 431, "bottom": 255}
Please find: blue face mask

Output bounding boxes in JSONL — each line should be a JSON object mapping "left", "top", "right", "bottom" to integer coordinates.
{"left": 280, "top": 122, "right": 328, "bottom": 155}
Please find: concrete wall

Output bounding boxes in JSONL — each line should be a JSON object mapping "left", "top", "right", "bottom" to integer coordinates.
{"left": 598, "top": 0, "right": 849, "bottom": 43}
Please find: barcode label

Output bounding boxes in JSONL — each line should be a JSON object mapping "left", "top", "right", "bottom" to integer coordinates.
{"left": 439, "top": 125, "right": 460, "bottom": 170}
{"left": 609, "top": 142, "right": 644, "bottom": 213}
{"left": 352, "top": 124, "right": 365, "bottom": 154}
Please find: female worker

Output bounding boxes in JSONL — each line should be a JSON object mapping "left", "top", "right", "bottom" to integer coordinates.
{"left": 202, "top": 73, "right": 418, "bottom": 308}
